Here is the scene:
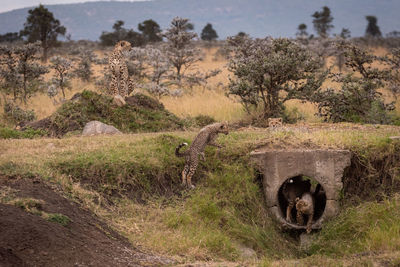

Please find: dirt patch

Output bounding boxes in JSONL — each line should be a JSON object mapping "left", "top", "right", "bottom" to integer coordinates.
{"left": 0, "top": 175, "right": 173, "bottom": 266}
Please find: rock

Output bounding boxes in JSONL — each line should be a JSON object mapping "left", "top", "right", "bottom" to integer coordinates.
{"left": 82, "top": 121, "right": 121, "bottom": 136}
{"left": 237, "top": 244, "right": 257, "bottom": 259}
{"left": 112, "top": 94, "right": 126, "bottom": 107}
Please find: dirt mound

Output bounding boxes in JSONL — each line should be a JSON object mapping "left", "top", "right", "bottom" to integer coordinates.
{"left": 0, "top": 176, "right": 173, "bottom": 266}
{"left": 24, "top": 90, "right": 184, "bottom": 137}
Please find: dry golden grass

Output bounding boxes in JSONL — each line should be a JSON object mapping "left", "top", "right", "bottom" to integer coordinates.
{"left": 161, "top": 46, "right": 245, "bottom": 121}
{"left": 161, "top": 90, "right": 245, "bottom": 122}
{"left": 1, "top": 45, "right": 400, "bottom": 123}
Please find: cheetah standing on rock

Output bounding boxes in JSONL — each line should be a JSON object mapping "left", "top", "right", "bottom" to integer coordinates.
{"left": 108, "top": 40, "right": 132, "bottom": 98}
{"left": 175, "top": 122, "right": 229, "bottom": 189}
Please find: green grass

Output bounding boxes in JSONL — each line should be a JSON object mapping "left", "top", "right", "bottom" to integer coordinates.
{"left": 0, "top": 195, "right": 71, "bottom": 227}
{"left": 46, "top": 213, "right": 71, "bottom": 226}
{"left": 0, "top": 126, "right": 46, "bottom": 139}
{"left": 309, "top": 196, "right": 400, "bottom": 256}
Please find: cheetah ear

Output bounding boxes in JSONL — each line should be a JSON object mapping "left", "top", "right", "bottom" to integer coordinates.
{"left": 295, "top": 197, "right": 300, "bottom": 202}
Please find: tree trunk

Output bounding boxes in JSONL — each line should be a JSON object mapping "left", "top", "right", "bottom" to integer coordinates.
{"left": 176, "top": 65, "right": 181, "bottom": 81}
{"left": 42, "top": 40, "right": 48, "bottom": 62}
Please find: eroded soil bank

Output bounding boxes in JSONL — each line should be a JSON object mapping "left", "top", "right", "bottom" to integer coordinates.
{"left": 0, "top": 175, "right": 173, "bottom": 267}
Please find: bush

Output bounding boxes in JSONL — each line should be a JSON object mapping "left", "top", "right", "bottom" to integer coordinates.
{"left": 3, "top": 103, "right": 36, "bottom": 125}
{"left": 26, "top": 90, "right": 184, "bottom": 137}
{"left": 228, "top": 37, "right": 325, "bottom": 118}
{"left": 314, "top": 41, "right": 393, "bottom": 124}
{"left": 0, "top": 126, "right": 46, "bottom": 139}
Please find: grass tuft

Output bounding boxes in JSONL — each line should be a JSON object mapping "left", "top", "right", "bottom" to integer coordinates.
{"left": 309, "top": 196, "right": 400, "bottom": 256}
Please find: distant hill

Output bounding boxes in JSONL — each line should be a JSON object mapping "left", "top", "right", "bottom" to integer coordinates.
{"left": 1, "top": 0, "right": 400, "bottom": 41}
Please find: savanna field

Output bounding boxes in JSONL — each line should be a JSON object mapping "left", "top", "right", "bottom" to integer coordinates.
{"left": 1, "top": 35, "right": 400, "bottom": 266}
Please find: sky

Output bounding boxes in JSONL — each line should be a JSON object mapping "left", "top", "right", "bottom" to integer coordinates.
{"left": 0, "top": 0, "right": 147, "bottom": 13}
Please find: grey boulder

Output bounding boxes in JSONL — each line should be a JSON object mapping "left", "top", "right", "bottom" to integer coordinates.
{"left": 82, "top": 121, "right": 122, "bottom": 136}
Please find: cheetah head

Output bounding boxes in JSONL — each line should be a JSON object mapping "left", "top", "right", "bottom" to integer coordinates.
{"left": 115, "top": 40, "right": 132, "bottom": 52}
{"left": 218, "top": 122, "right": 229, "bottom": 135}
{"left": 295, "top": 198, "right": 306, "bottom": 211}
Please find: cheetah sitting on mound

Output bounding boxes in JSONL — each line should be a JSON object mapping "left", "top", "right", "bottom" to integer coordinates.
{"left": 108, "top": 40, "right": 133, "bottom": 98}
{"left": 175, "top": 122, "right": 229, "bottom": 189}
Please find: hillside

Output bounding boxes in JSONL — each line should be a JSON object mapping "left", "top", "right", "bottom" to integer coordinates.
{"left": 1, "top": 0, "right": 400, "bottom": 40}
{"left": 1, "top": 124, "right": 400, "bottom": 265}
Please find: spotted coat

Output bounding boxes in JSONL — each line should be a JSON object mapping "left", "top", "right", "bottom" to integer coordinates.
{"left": 175, "top": 122, "right": 229, "bottom": 188}
{"left": 108, "top": 41, "right": 132, "bottom": 97}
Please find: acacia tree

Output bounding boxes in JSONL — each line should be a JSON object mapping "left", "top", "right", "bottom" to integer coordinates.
{"left": 0, "top": 32, "right": 22, "bottom": 43}
{"left": 0, "top": 42, "right": 48, "bottom": 104}
{"left": 138, "top": 19, "right": 162, "bottom": 43}
{"left": 228, "top": 37, "right": 325, "bottom": 117}
{"left": 365, "top": 16, "right": 382, "bottom": 38}
{"left": 201, "top": 23, "right": 218, "bottom": 41}
{"left": 73, "top": 48, "right": 97, "bottom": 82}
{"left": 314, "top": 41, "right": 392, "bottom": 124}
{"left": 162, "top": 17, "right": 201, "bottom": 81}
{"left": 20, "top": 4, "right": 66, "bottom": 62}
{"left": 312, "top": 6, "right": 334, "bottom": 38}
{"left": 48, "top": 56, "right": 73, "bottom": 100}
{"left": 296, "top": 23, "right": 308, "bottom": 39}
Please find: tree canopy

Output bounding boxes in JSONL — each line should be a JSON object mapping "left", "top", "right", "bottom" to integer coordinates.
{"left": 201, "top": 23, "right": 218, "bottom": 41}
{"left": 228, "top": 36, "right": 325, "bottom": 117}
{"left": 365, "top": 16, "right": 382, "bottom": 37}
{"left": 312, "top": 6, "right": 334, "bottom": 38}
{"left": 138, "top": 19, "right": 162, "bottom": 43}
{"left": 296, "top": 23, "right": 308, "bottom": 38}
{"left": 162, "top": 17, "right": 200, "bottom": 81}
{"left": 100, "top": 20, "right": 144, "bottom": 46}
{"left": 20, "top": 4, "right": 66, "bottom": 61}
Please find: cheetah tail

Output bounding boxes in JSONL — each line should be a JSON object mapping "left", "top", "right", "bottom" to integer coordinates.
{"left": 175, "top": 142, "right": 188, "bottom": 157}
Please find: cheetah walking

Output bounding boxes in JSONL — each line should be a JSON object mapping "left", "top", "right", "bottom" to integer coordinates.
{"left": 108, "top": 40, "right": 132, "bottom": 97}
{"left": 175, "top": 122, "right": 229, "bottom": 189}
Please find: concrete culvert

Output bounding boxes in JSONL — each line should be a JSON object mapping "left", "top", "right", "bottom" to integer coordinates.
{"left": 250, "top": 149, "right": 351, "bottom": 231}
{"left": 277, "top": 176, "right": 327, "bottom": 229}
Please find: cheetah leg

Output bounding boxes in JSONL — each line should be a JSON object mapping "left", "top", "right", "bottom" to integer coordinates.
{"left": 296, "top": 210, "right": 304, "bottom": 225}
{"left": 127, "top": 77, "right": 135, "bottom": 95}
{"left": 181, "top": 164, "right": 189, "bottom": 187}
{"left": 186, "top": 160, "right": 198, "bottom": 189}
{"left": 110, "top": 75, "right": 119, "bottom": 97}
{"left": 286, "top": 201, "right": 294, "bottom": 223}
{"left": 119, "top": 68, "right": 129, "bottom": 97}
{"left": 306, "top": 213, "right": 313, "bottom": 234}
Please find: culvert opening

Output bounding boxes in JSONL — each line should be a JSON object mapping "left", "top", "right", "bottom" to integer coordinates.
{"left": 278, "top": 175, "right": 327, "bottom": 227}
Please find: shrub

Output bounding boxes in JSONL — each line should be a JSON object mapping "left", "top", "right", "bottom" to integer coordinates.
{"left": 314, "top": 41, "right": 393, "bottom": 124}
{"left": 228, "top": 37, "right": 325, "bottom": 118}
{"left": 3, "top": 102, "right": 36, "bottom": 125}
